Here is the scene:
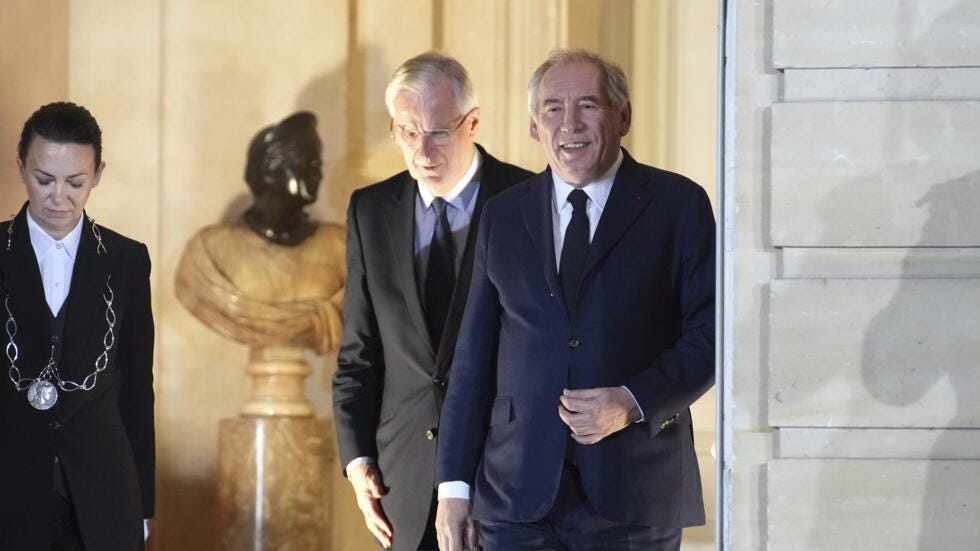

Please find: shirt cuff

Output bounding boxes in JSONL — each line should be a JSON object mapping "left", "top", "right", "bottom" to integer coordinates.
{"left": 345, "top": 456, "right": 374, "bottom": 477}
{"left": 621, "top": 385, "right": 646, "bottom": 423}
{"left": 438, "top": 481, "right": 471, "bottom": 500}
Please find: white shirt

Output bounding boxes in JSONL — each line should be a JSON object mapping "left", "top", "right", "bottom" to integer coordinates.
{"left": 550, "top": 152, "right": 621, "bottom": 266}
{"left": 27, "top": 211, "right": 152, "bottom": 537}
{"left": 26, "top": 210, "right": 83, "bottom": 316}
{"left": 414, "top": 148, "right": 482, "bottom": 282}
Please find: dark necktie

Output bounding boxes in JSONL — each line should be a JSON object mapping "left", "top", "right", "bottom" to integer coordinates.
{"left": 424, "top": 198, "right": 456, "bottom": 348}
{"left": 559, "top": 189, "right": 590, "bottom": 312}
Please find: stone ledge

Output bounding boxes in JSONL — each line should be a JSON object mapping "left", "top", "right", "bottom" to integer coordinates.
{"left": 773, "top": 0, "right": 980, "bottom": 68}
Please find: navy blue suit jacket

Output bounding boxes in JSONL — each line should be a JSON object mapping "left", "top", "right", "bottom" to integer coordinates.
{"left": 436, "top": 151, "right": 715, "bottom": 528}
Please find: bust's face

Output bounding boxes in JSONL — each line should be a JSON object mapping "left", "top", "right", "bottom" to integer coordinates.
{"left": 261, "top": 131, "right": 322, "bottom": 207}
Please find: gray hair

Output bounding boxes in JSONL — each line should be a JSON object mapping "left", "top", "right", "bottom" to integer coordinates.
{"left": 384, "top": 52, "right": 478, "bottom": 117}
{"left": 527, "top": 49, "right": 630, "bottom": 116}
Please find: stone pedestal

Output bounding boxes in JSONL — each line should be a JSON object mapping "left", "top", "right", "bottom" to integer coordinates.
{"left": 241, "top": 346, "right": 315, "bottom": 417}
{"left": 217, "top": 417, "right": 334, "bottom": 551}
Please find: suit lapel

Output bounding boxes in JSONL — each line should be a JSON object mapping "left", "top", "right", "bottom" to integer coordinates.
{"left": 385, "top": 175, "right": 435, "bottom": 358}
{"left": 580, "top": 152, "right": 654, "bottom": 285}
{"left": 521, "top": 170, "right": 562, "bottom": 303}
{"left": 60, "top": 213, "right": 115, "bottom": 379}
{"left": 434, "top": 148, "right": 504, "bottom": 371}
{"left": 387, "top": 147, "right": 529, "bottom": 372}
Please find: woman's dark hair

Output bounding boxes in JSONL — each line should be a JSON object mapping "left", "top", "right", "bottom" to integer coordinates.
{"left": 18, "top": 102, "right": 103, "bottom": 167}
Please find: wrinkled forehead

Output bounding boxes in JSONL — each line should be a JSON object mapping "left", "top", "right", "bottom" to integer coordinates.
{"left": 538, "top": 61, "right": 607, "bottom": 103}
{"left": 391, "top": 84, "right": 460, "bottom": 127}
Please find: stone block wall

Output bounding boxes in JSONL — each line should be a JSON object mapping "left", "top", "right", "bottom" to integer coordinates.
{"left": 727, "top": 0, "right": 980, "bottom": 549}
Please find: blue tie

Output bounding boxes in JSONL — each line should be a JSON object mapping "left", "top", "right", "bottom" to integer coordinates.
{"left": 559, "top": 189, "right": 590, "bottom": 312}
{"left": 425, "top": 198, "right": 456, "bottom": 348}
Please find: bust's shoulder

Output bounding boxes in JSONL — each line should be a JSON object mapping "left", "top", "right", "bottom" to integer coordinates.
{"left": 304, "top": 222, "right": 345, "bottom": 250}
{"left": 181, "top": 223, "right": 267, "bottom": 266}
{"left": 191, "top": 222, "right": 255, "bottom": 245}
{"left": 315, "top": 220, "right": 345, "bottom": 237}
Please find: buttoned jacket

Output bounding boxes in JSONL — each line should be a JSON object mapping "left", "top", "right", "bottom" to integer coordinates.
{"left": 0, "top": 204, "right": 154, "bottom": 550}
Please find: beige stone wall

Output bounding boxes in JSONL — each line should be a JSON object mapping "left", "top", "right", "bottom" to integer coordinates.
{"left": 0, "top": 0, "right": 68, "bottom": 217}
{"left": 727, "top": 0, "right": 980, "bottom": 548}
{"left": 2, "top": 1, "right": 718, "bottom": 549}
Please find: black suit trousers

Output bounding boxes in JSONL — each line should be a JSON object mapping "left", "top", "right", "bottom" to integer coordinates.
{"left": 478, "top": 464, "right": 682, "bottom": 551}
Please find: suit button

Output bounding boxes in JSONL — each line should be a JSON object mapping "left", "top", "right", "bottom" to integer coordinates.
{"left": 432, "top": 376, "right": 448, "bottom": 389}
{"left": 425, "top": 429, "right": 437, "bottom": 440}
{"left": 49, "top": 421, "right": 62, "bottom": 430}
{"left": 568, "top": 338, "right": 580, "bottom": 348}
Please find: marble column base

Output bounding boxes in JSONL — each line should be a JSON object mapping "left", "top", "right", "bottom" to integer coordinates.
{"left": 242, "top": 346, "right": 316, "bottom": 417}
{"left": 217, "top": 417, "right": 334, "bottom": 550}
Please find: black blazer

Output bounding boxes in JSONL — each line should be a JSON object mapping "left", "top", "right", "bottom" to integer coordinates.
{"left": 332, "top": 145, "right": 532, "bottom": 550}
{"left": 436, "top": 151, "right": 715, "bottom": 528}
{"left": 0, "top": 204, "right": 154, "bottom": 551}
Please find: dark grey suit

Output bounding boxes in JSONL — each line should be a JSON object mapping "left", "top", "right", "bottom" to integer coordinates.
{"left": 332, "top": 145, "right": 531, "bottom": 550}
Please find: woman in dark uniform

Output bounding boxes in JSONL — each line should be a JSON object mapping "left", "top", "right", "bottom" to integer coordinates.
{"left": 0, "top": 102, "right": 154, "bottom": 550}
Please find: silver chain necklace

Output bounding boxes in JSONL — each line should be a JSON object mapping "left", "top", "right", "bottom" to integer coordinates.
{"left": 5, "top": 211, "right": 106, "bottom": 254}
{"left": 3, "top": 210, "right": 115, "bottom": 410}
{"left": 5, "top": 280, "right": 117, "bottom": 410}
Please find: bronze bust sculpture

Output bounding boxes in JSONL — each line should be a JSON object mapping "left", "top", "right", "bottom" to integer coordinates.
{"left": 242, "top": 112, "right": 321, "bottom": 246}
{"left": 175, "top": 112, "right": 346, "bottom": 416}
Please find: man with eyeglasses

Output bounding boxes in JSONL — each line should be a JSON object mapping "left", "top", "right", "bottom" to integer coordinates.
{"left": 333, "top": 51, "right": 532, "bottom": 551}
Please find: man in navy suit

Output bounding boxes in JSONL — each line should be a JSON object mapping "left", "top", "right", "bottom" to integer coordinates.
{"left": 435, "top": 49, "right": 715, "bottom": 550}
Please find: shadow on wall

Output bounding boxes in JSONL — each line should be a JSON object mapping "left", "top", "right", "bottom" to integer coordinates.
{"left": 795, "top": 168, "right": 980, "bottom": 549}
{"left": 294, "top": 44, "right": 402, "bottom": 226}
{"left": 293, "top": 57, "right": 353, "bottom": 225}
{"left": 791, "top": 1, "right": 980, "bottom": 547}
{"left": 216, "top": 44, "right": 395, "bottom": 228}
{"left": 861, "top": 168, "right": 980, "bottom": 550}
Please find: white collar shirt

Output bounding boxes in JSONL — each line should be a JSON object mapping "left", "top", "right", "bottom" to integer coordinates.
{"left": 550, "top": 149, "right": 624, "bottom": 265}
{"left": 27, "top": 210, "right": 84, "bottom": 316}
{"left": 414, "top": 147, "right": 482, "bottom": 282}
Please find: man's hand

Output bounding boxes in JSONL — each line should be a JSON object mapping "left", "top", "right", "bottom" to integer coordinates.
{"left": 348, "top": 461, "right": 393, "bottom": 548}
{"left": 436, "top": 497, "right": 479, "bottom": 551}
{"left": 558, "top": 387, "right": 640, "bottom": 444}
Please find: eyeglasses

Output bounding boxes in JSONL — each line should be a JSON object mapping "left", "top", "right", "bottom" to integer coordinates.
{"left": 389, "top": 108, "right": 476, "bottom": 147}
